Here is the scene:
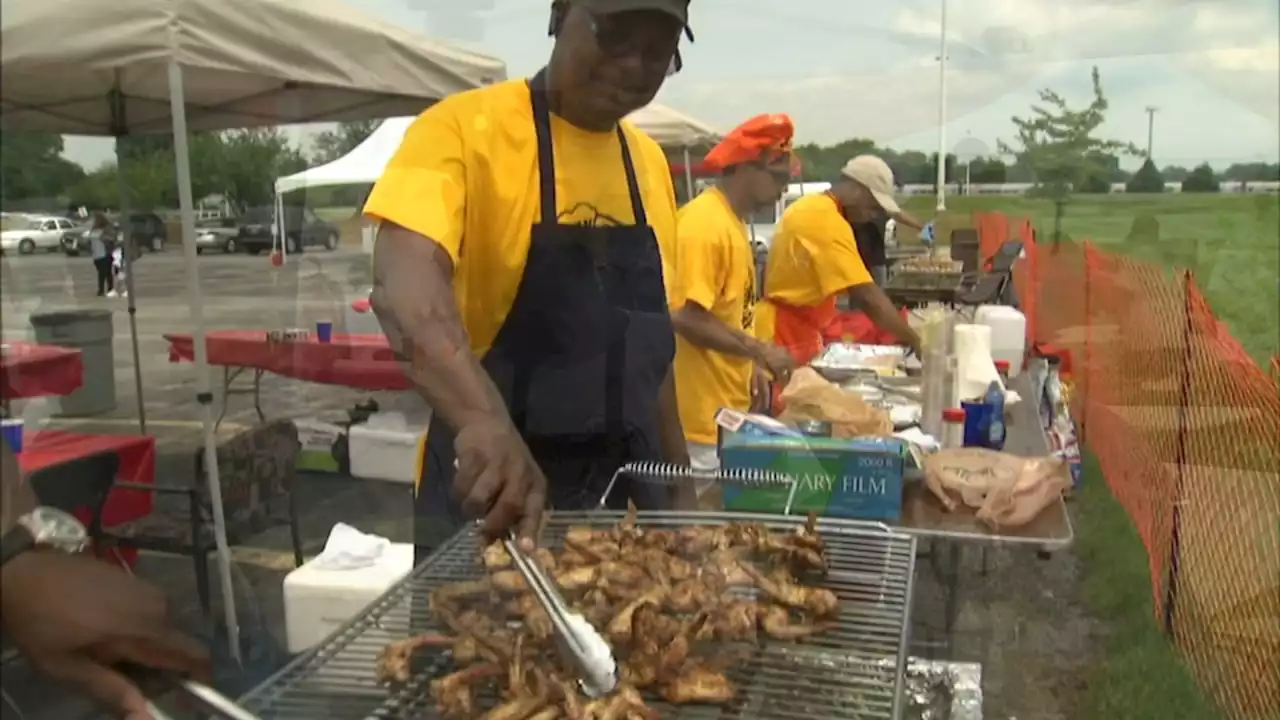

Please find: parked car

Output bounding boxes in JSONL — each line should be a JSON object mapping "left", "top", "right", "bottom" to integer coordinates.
{"left": 228, "top": 206, "right": 340, "bottom": 255}
{"left": 61, "top": 212, "right": 168, "bottom": 256}
{"left": 194, "top": 219, "right": 241, "bottom": 254}
{"left": 2, "top": 215, "right": 76, "bottom": 254}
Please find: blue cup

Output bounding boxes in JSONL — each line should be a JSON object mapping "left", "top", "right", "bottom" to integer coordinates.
{"left": 315, "top": 321, "right": 333, "bottom": 344}
{"left": 1, "top": 418, "right": 25, "bottom": 454}
{"left": 961, "top": 400, "right": 1001, "bottom": 449}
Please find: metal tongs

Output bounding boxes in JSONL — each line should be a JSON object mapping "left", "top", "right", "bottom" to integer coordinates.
{"left": 503, "top": 532, "right": 618, "bottom": 697}
{"left": 123, "top": 665, "right": 262, "bottom": 720}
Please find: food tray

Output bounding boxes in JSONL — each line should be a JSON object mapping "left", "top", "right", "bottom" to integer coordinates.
{"left": 239, "top": 512, "right": 918, "bottom": 719}
{"left": 812, "top": 343, "right": 906, "bottom": 381}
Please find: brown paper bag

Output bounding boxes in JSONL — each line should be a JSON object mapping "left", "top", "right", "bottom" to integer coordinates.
{"left": 778, "top": 367, "right": 893, "bottom": 438}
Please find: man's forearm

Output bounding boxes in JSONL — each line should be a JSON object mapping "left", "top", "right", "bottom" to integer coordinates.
{"left": 655, "top": 369, "right": 689, "bottom": 465}
{"left": 672, "top": 305, "right": 765, "bottom": 362}
{"left": 372, "top": 225, "right": 511, "bottom": 432}
{"left": 847, "top": 285, "right": 920, "bottom": 350}
{"left": 892, "top": 211, "right": 926, "bottom": 232}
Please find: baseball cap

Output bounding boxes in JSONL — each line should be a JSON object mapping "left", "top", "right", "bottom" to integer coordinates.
{"left": 574, "top": 0, "right": 693, "bottom": 38}
{"left": 841, "top": 155, "right": 900, "bottom": 215}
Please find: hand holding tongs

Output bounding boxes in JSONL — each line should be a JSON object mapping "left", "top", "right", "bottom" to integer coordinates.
{"left": 502, "top": 532, "right": 618, "bottom": 697}
{"left": 122, "top": 665, "right": 262, "bottom": 720}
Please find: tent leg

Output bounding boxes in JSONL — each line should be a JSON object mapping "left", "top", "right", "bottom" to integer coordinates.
{"left": 114, "top": 140, "right": 147, "bottom": 436}
{"left": 682, "top": 146, "right": 694, "bottom": 201}
{"left": 167, "top": 59, "right": 241, "bottom": 665}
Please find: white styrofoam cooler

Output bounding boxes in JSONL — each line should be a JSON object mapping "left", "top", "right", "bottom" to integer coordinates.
{"left": 348, "top": 414, "right": 429, "bottom": 485}
{"left": 974, "top": 305, "right": 1027, "bottom": 377}
{"left": 283, "top": 542, "right": 414, "bottom": 653}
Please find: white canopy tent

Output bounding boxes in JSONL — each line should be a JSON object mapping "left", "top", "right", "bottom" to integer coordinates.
{"left": 2, "top": 0, "right": 505, "bottom": 662}
{"left": 275, "top": 102, "right": 722, "bottom": 197}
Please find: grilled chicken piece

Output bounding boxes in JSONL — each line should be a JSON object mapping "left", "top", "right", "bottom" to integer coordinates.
{"left": 607, "top": 588, "right": 666, "bottom": 644}
{"left": 483, "top": 542, "right": 511, "bottom": 569}
{"left": 582, "top": 685, "right": 657, "bottom": 720}
{"left": 704, "top": 549, "right": 753, "bottom": 586}
{"left": 701, "top": 600, "right": 760, "bottom": 643}
{"left": 479, "top": 694, "right": 551, "bottom": 720}
{"left": 742, "top": 564, "right": 840, "bottom": 618}
{"left": 505, "top": 596, "right": 555, "bottom": 640}
{"left": 759, "top": 604, "right": 827, "bottom": 640}
{"left": 375, "top": 634, "right": 456, "bottom": 684}
{"left": 430, "top": 662, "right": 503, "bottom": 717}
{"left": 661, "top": 664, "right": 735, "bottom": 704}
{"left": 667, "top": 576, "right": 722, "bottom": 614}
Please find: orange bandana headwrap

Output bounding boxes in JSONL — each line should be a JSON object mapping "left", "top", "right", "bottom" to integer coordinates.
{"left": 702, "top": 113, "right": 795, "bottom": 172}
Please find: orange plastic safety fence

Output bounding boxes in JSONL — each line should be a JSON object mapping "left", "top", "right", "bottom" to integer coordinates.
{"left": 989, "top": 208, "right": 1280, "bottom": 719}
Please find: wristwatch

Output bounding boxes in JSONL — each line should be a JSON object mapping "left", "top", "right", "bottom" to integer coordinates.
{"left": 0, "top": 507, "right": 88, "bottom": 567}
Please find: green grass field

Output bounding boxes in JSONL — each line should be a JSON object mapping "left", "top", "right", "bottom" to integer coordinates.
{"left": 899, "top": 193, "right": 1280, "bottom": 365}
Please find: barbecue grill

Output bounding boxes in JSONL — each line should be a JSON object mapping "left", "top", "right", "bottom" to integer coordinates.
{"left": 240, "top": 512, "right": 918, "bottom": 719}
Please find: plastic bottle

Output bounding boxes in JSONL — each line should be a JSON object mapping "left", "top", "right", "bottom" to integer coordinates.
{"left": 983, "top": 380, "right": 1007, "bottom": 451}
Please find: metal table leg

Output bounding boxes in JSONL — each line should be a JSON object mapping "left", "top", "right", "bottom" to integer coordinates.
{"left": 215, "top": 366, "right": 267, "bottom": 430}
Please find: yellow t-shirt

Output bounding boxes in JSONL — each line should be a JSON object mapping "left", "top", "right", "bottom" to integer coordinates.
{"left": 756, "top": 193, "right": 873, "bottom": 340}
{"left": 363, "top": 79, "right": 680, "bottom": 356}
{"left": 671, "top": 188, "right": 757, "bottom": 444}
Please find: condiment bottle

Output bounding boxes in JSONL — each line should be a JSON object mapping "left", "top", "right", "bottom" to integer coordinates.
{"left": 941, "top": 408, "right": 967, "bottom": 449}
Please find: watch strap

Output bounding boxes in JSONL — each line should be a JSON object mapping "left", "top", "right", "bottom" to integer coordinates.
{"left": 0, "top": 523, "right": 36, "bottom": 567}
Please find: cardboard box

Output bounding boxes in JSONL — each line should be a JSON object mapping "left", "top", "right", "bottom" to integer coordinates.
{"left": 294, "top": 418, "right": 345, "bottom": 473}
{"left": 720, "top": 432, "right": 907, "bottom": 521}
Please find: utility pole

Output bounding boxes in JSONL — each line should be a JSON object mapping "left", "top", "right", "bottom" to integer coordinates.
{"left": 1145, "top": 106, "right": 1158, "bottom": 159}
{"left": 934, "top": 0, "right": 949, "bottom": 211}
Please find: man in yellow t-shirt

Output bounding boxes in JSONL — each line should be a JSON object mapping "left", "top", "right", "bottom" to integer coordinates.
{"left": 363, "top": 0, "right": 696, "bottom": 558}
{"left": 670, "top": 114, "right": 798, "bottom": 482}
{"left": 759, "top": 155, "right": 921, "bottom": 371}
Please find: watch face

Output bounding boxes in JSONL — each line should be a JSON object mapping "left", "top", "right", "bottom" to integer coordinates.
{"left": 24, "top": 507, "right": 88, "bottom": 553}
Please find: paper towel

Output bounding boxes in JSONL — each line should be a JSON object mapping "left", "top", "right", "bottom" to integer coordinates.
{"left": 953, "top": 324, "right": 1003, "bottom": 403}
{"left": 309, "top": 523, "right": 390, "bottom": 570}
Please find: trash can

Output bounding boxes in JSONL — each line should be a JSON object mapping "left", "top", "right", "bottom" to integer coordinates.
{"left": 30, "top": 309, "right": 116, "bottom": 416}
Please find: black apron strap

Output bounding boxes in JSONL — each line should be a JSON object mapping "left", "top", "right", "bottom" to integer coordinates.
{"left": 616, "top": 129, "right": 648, "bottom": 226}
{"left": 529, "top": 70, "right": 558, "bottom": 226}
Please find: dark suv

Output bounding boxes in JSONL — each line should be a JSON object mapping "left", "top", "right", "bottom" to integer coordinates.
{"left": 61, "top": 212, "right": 167, "bottom": 256}
{"left": 232, "top": 206, "right": 340, "bottom": 255}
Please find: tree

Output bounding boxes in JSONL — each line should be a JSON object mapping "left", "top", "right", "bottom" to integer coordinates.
{"left": 1126, "top": 158, "right": 1165, "bottom": 193}
{"left": 1221, "top": 162, "right": 1280, "bottom": 182}
{"left": 1161, "top": 165, "right": 1190, "bottom": 182}
{"left": 998, "top": 66, "right": 1140, "bottom": 240}
{"left": 1181, "top": 163, "right": 1220, "bottom": 193}
{"left": 217, "top": 129, "right": 308, "bottom": 209}
{"left": 310, "top": 120, "right": 380, "bottom": 165}
{"left": 969, "top": 157, "right": 1009, "bottom": 183}
{"left": 0, "top": 132, "right": 85, "bottom": 206}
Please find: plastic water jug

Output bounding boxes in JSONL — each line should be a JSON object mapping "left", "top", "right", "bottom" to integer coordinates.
{"left": 974, "top": 305, "right": 1027, "bottom": 377}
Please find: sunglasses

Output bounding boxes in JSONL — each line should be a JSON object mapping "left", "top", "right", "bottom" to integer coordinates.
{"left": 588, "top": 13, "right": 685, "bottom": 77}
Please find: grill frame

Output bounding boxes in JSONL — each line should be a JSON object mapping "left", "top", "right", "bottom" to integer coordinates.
{"left": 240, "top": 511, "right": 917, "bottom": 719}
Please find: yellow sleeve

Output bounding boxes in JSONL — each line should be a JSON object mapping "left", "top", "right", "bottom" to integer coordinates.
{"left": 800, "top": 212, "right": 872, "bottom": 297}
{"left": 362, "top": 105, "right": 467, "bottom": 264}
{"left": 674, "top": 206, "right": 724, "bottom": 312}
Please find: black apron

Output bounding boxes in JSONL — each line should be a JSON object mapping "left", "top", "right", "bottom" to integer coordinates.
{"left": 412, "top": 72, "right": 677, "bottom": 562}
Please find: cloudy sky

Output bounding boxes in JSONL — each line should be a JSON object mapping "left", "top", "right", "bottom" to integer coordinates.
{"left": 63, "top": 0, "right": 1279, "bottom": 171}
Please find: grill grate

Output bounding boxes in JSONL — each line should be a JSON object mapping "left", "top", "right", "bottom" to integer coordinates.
{"left": 240, "top": 512, "right": 917, "bottom": 719}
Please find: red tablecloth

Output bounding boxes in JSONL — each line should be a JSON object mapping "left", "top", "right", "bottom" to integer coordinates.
{"left": 17, "top": 430, "right": 156, "bottom": 528}
{"left": 165, "top": 331, "right": 411, "bottom": 391}
{"left": 822, "top": 309, "right": 909, "bottom": 346}
{"left": 0, "top": 341, "right": 84, "bottom": 399}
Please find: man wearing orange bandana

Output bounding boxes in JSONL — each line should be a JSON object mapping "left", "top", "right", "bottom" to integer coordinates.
{"left": 670, "top": 114, "right": 797, "bottom": 483}
{"left": 758, "top": 155, "right": 922, "bottom": 370}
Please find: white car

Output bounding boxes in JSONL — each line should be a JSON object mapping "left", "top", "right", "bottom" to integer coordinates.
{"left": 0, "top": 215, "right": 77, "bottom": 254}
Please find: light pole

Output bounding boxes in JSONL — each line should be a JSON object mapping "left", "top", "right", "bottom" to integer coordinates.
{"left": 934, "top": 0, "right": 950, "bottom": 211}
{"left": 1145, "top": 106, "right": 1158, "bottom": 159}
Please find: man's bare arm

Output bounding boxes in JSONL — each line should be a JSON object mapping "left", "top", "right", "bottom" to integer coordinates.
{"left": 371, "top": 222, "right": 511, "bottom": 431}
{"left": 891, "top": 211, "right": 926, "bottom": 232}
{"left": 671, "top": 304, "right": 767, "bottom": 361}
{"left": 846, "top": 284, "right": 921, "bottom": 354}
{"left": 1, "top": 438, "right": 36, "bottom": 535}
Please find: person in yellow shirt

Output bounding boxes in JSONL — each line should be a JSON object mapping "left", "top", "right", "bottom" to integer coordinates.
{"left": 671, "top": 114, "right": 798, "bottom": 481}
{"left": 363, "top": 0, "right": 695, "bottom": 558}
{"left": 759, "top": 155, "right": 921, "bottom": 371}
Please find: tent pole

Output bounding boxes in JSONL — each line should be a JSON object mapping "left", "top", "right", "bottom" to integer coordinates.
{"left": 113, "top": 139, "right": 147, "bottom": 435}
{"left": 682, "top": 146, "right": 694, "bottom": 201}
{"left": 167, "top": 59, "right": 241, "bottom": 665}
